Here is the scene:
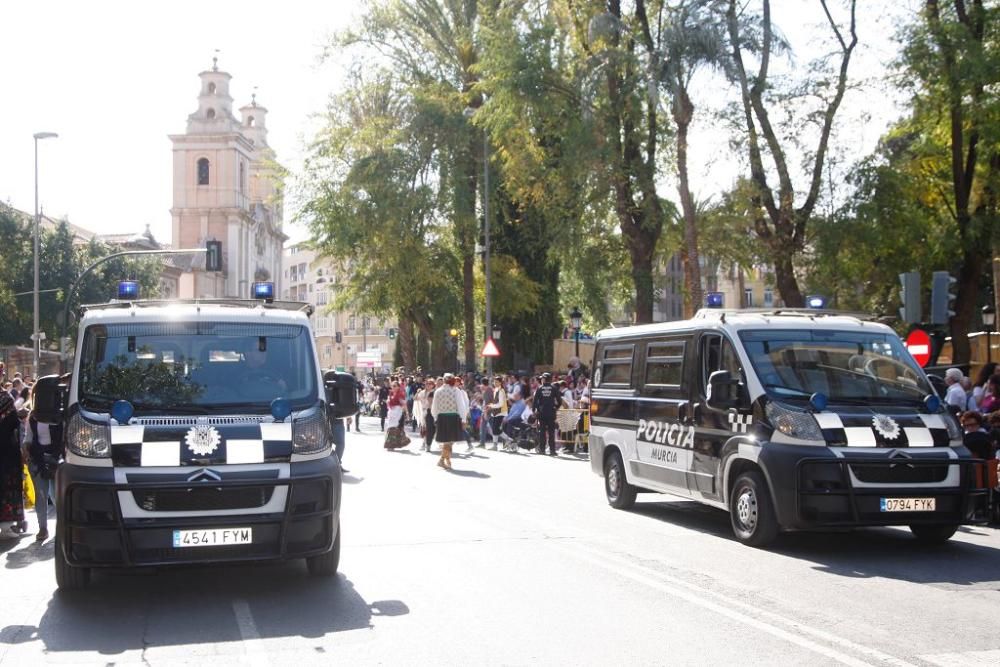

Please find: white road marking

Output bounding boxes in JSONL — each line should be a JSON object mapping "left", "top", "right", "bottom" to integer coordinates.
{"left": 562, "top": 541, "right": 918, "bottom": 667}
{"left": 462, "top": 498, "right": 917, "bottom": 667}
{"left": 232, "top": 599, "right": 269, "bottom": 667}
{"left": 918, "top": 649, "right": 1000, "bottom": 666}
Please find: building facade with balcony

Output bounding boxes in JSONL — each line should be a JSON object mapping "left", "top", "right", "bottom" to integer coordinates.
{"left": 282, "top": 245, "right": 397, "bottom": 374}
{"left": 169, "top": 59, "right": 285, "bottom": 299}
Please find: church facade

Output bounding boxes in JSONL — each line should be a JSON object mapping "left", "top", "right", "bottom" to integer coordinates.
{"left": 169, "top": 59, "right": 286, "bottom": 299}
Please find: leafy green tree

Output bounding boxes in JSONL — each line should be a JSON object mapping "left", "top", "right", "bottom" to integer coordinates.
{"left": 724, "top": 0, "right": 858, "bottom": 307}
{"left": 893, "top": 0, "right": 1000, "bottom": 363}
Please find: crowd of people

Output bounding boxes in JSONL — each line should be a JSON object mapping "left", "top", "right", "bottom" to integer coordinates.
{"left": 0, "top": 364, "right": 63, "bottom": 542}
{"left": 351, "top": 357, "right": 593, "bottom": 471}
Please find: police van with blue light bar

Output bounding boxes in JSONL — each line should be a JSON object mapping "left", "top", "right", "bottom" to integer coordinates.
{"left": 32, "top": 282, "right": 358, "bottom": 589}
{"left": 589, "top": 293, "right": 989, "bottom": 547}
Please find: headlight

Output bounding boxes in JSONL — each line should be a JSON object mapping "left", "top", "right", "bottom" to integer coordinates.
{"left": 764, "top": 402, "right": 825, "bottom": 443}
{"left": 292, "top": 409, "right": 330, "bottom": 454}
{"left": 66, "top": 411, "right": 111, "bottom": 458}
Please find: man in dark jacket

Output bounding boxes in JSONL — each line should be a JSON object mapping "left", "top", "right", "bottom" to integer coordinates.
{"left": 533, "top": 373, "right": 559, "bottom": 456}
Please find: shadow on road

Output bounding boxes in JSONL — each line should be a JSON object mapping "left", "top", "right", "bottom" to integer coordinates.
{"left": 628, "top": 500, "right": 1000, "bottom": 587}
{"left": 774, "top": 527, "right": 1000, "bottom": 587}
{"left": 0, "top": 562, "right": 407, "bottom": 655}
{"left": 448, "top": 469, "right": 491, "bottom": 479}
{"left": 5, "top": 539, "right": 54, "bottom": 570}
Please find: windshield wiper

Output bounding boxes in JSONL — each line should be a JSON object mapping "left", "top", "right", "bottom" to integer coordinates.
{"left": 131, "top": 404, "right": 210, "bottom": 415}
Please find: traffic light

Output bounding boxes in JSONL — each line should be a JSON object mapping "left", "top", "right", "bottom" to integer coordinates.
{"left": 930, "top": 271, "right": 957, "bottom": 325}
{"left": 388, "top": 328, "right": 396, "bottom": 340}
{"left": 205, "top": 240, "right": 222, "bottom": 272}
{"left": 444, "top": 328, "right": 458, "bottom": 352}
{"left": 898, "top": 271, "right": 921, "bottom": 324}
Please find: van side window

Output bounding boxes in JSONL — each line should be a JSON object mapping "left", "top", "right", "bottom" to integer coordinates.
{"left": 701, "top": 334, "right": 743, "bottom": 395}
{"left": 598, "top": 344, "right": 634, "bottom": 386}
{"left": 645, "top": 341, "right": 685, "bottom": 387}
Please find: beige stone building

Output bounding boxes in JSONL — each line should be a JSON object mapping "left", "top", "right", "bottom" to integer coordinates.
{"left": 169, "top": 59, "right": 285, "bottom": 299}
{"left": 282, "top": 245, "right": 396, "bottom": 374}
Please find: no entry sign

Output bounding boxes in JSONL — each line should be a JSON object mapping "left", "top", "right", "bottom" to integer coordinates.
{"left": 905, "top": 329, "right": 932, "bottom": 367}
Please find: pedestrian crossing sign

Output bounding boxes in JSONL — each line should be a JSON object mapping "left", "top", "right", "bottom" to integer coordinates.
{"left": 481, "top": 338, "right": 501, "bottom": 357}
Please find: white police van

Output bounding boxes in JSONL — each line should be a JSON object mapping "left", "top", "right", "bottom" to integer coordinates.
{"left": 33, "top": 282, "right": 357, "bottom": 589}
{"left": 589, "top": 306, "right": 990, "bottom": 547}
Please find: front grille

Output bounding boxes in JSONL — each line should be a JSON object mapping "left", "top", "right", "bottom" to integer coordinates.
{"left": 850, "top": 463, "right": 950, "bottom": 484}
{"left": 132, "top": 415, "right": 269, "bottom": 427}
{"left": 133, "top": 486, "right": 274, "bottom": 512}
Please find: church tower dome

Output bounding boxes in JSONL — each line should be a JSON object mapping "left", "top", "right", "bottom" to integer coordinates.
{"left": 239, "top": 91, "right": 268, "bottom": 147}
{"left": 187, "top": 56, "right": 240, "bottom": 134}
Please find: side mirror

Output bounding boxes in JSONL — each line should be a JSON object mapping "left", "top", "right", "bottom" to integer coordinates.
{"left": 31, "top": 374, "right": 66, "bottom": 424}
{"left": 706, "top": 370, "right": 744, "bottom": 411}
{"left": 324, "top": 371, "right": 359, "bottom": 419}
{"left": 926, "top": 373, "right": 946, "bottom": 399}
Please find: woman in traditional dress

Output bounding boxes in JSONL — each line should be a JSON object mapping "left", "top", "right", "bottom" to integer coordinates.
{"left": 0, "top": 391, "right": 27, "bottom": 538}
{"left": 383, "top": 380, "right": 410, "bottom": 450}
{"left": 431, "top": 373, "right": 468, "bottom": 470}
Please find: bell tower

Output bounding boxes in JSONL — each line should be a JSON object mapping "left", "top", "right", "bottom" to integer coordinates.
{"left": 169, "top": 58, "right": 286, "bottom": 299}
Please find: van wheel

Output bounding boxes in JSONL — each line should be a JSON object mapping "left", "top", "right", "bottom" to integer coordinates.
{"left": 909, "top": 524, "right": 958, "bottom": 544}
{"left": 730, "top": 471, "right": 779, "bottom": 547}
{"left": 604, "top": 450, "right": 637, "bottom": 510}
{"left": 307, "top": 522, "right": 341, "bottom": 576}
{"left": 54, "top": 537, "right": 91, "bottom": 591}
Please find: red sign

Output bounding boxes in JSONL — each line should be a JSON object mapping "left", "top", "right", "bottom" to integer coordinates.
{"left": 905, "top": 329, "right": 932, "bottom": 368}
{"left": 481, "top": 338, "right": 501, "bottom": 357}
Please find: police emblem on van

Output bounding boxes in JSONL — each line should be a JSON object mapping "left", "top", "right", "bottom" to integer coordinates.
{"left": 185, "top": 425, "right": 221, "bottom": 456}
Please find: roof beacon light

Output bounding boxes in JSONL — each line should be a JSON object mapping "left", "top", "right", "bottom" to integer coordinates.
{"left": 706, "top": 292, "right": 725, "bottom": 309}
{"left": 806, "top": 295, "right": 827, "bottom": 309}
{"left": 252, "top": 281, "right": 274, "bottom": 302}
{"left": 117, "top": 281, "right": 140, "bottom": 300}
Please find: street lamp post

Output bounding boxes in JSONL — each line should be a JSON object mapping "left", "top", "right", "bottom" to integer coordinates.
{"left": 570, "top": 306, "right": 583, "bottom": 359}
{"left": 33, "top": 131, "right": 58, "bottom": 379}
{"left": 983, "top": 304, "right": 995, "bottom": 364}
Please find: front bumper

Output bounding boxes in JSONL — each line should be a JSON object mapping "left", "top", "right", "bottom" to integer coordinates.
{"left": 759, "top": 444, "right": 989, "bottom": 529}
{"left": 56, "top": 456, "right": 340, "bottom": 568}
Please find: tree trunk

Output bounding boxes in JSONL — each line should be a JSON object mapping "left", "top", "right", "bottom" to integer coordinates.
{"left": 462, "top": 254, "right": 476, "bottom": 371}
{"left": 772, "top": 251, "right": 803, "bottom": 308}
{"left": 628, "top": 236, "right": 657, "bottom": 324}
{"left": 675, "top": 92, "right": 702, "bottom": 318}
{"left": 398, "top": 313, "right": 416, "bottom": 372}
{"left": 949, "top": 248, "right": 986, "bottom": 365}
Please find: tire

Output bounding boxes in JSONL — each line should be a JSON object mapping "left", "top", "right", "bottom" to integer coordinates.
{"left": 306, "top": 522, "right": 341, "bottom": 576}
{"left": 604, "top": 450, "right": 637, "bottom": 510}
{"left": 729, "top": 470, "right": 779, "bottom": 548}
{"left": 909, "top": 523, "right": 958, "bottom": 544}
{"left": 54, "top": 537, "right": 91, "bottom": 591}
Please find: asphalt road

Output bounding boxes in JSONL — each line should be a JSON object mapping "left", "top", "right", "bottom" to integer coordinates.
{"left": 1, "top": 415, "right": 998, "bottom": 666}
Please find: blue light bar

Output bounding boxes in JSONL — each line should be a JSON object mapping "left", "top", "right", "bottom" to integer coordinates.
{"left": 117, "top": 280, "right": 139, "bottom": 300}
{"left": 252, "top": 282, "right": 274, "bottom": 300}
{"left": 806, "top": 295, "right": 827, "bottom": 309}
{"left": 706, "top": 292, "right": 724, "bottom": 308}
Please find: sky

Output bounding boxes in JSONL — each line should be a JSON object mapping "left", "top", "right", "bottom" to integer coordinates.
{"left": 0, "top": 1, "right": 912, "bottom": 249}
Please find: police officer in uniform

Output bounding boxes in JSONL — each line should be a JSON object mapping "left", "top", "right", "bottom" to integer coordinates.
{"left": 533, "top": 373, "right": 559, "bottom": 456}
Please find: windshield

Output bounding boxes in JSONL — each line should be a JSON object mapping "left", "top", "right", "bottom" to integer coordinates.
{"left": 738, "top": 329, "right": 932, "bottom": 404}
{"left": 78, "top": 321, "right": 318, "bottom": 414}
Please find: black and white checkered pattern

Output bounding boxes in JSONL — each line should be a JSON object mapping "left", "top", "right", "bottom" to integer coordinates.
{"left": 110, "top": 422, "right": 293, "bottom": 467}
{"left": 813, "top": 412, "right": 949, "bottom": 448}
{"left": 728, "top": 412, "right": 754, "bottom": 434}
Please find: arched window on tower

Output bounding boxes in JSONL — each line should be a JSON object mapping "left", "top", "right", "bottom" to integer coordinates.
{"left": 208, "top": 82, "right": 216, "bottom": 94}
{"left": 197, "top": 158, "right": 210, "bottom": 186}
{"left": 247, "top": 115, "right": 256, "bottom": 127}
{"left": 206, "top": 108, "right": 216, "bottom": 119}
